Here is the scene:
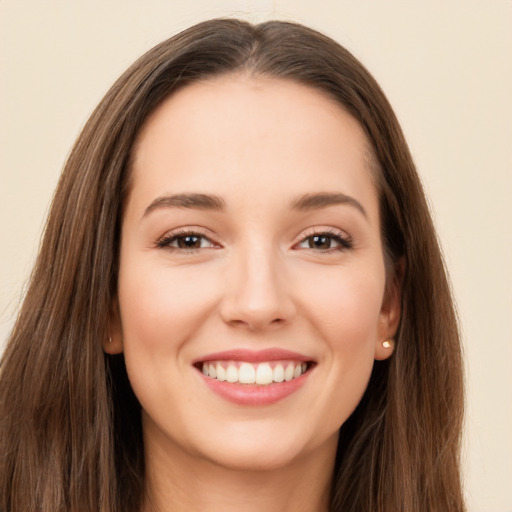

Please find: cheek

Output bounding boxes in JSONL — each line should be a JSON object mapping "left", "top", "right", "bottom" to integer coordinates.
{"left": 299, "top": 263, "right": 385, "bottom": 349}
{"left": 295, "top": 263, "right": 385, "bottom": 427}
{"left": 117, "top": 262, "right": 221, "bottom": 362}
{"left": 116, "top": 262, "right": 224, "bottom": 422}
{"left": 317, "top": 278, "right": 381, "bottom": 379}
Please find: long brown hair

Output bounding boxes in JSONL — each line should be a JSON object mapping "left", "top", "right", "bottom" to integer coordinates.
{"left": 0, "top": 19, "right": 465, "bottom": 511}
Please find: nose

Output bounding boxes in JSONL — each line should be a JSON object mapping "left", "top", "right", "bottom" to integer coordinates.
{"left": 219, "top": 244, "right": 296, "bottom": 331}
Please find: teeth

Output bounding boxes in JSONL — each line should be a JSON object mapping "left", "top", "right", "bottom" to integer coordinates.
{"left": 284, "top": 363, "right": 294, "bottom": 382}
{"left": 256, "top": 363, "right": 273, "bottom": 385}
{"left": 201, "top": 361, "right": 308, "bottom": 385}
{"left": 226, "top": 365, "right": 239, "bottom": 383}
{"left": 273, "top": 364, "right": 285, "bottom": 382}
{"left": 216, "top": 363, "right": 226, "bottom": 381}
{"left": 239, "top": 363, "right": 256, "bottom": 384}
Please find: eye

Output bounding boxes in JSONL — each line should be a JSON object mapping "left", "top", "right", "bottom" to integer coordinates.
{"left": 156, "top": 230, "right": 218, "bottom": 251}
{"left": 296, "top": 231, "right": 352, "bottom": 252}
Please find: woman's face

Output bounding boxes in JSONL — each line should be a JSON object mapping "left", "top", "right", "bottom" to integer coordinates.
{"left": 111, "top": 75, "right": 400, "bottom": 472}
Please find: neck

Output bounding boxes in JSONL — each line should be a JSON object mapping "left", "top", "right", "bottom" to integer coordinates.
{"left": 142, "top": 425, "right": 336, "bottom": 512}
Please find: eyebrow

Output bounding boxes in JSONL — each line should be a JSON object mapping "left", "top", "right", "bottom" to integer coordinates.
{"left": 290, "top": 192, "right": 368, "bottom": 219}
{"left": 143, "top": 191, "right": 367, "bottom": 219}
{"left": 143, "top": 193, "right": 225, "bottom": 217}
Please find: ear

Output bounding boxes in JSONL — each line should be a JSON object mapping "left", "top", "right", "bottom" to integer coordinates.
{"left": 103, "top": 298, "right": 124, "bottom": 355}
{"left": 374, "top": 257, "right": 404, "bottom": 361}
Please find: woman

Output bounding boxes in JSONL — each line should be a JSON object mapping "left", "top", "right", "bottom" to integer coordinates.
{"left": 0, "top": 18, "right": 465, "bottom": 512}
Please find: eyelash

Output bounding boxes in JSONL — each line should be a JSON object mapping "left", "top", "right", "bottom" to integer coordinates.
{"left": 295, "top": 229, "right": 353, "bottom": 252}
{"left": 155, "top": 228, "right": 353, "bottom": 253}
{"left": 156, "top": 228, "right": 217, "bottom": 252}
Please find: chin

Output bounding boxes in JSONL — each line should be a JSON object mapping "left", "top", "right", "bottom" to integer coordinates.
{"left": 192, "top": 421, "right": 337, "bottom": 472}
{"left": 203, "top": 441, "right": 308, "bottom": 472}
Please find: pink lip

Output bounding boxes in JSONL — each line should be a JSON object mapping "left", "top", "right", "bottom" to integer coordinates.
{"left": 194, "top": 348, "right": 315, "bottom": 406}
{"left": 194, "top": 348, "right": 312, "bottom": 364}
{"left": 199, "top": 371, "right": 311, "bottom": 406}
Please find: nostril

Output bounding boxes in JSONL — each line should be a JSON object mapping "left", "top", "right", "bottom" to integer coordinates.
{"left": 225, "top": 317, "right": 287, "bottom": 330}
{"left": 229, "top": 319, "right": 249, "bottom": 327}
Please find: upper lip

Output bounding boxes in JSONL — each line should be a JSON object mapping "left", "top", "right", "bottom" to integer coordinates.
{"left": 194, "top": 348, "right": 313, "bottom": 364}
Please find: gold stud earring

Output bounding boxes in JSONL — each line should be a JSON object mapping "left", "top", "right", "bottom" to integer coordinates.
{"left": 382, "top": 339, "right": 393, "bottom": 349}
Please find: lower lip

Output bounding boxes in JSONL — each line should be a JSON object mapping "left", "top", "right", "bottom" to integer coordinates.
{"left": 199, "top": 370, "right": 311, "bottom": 406}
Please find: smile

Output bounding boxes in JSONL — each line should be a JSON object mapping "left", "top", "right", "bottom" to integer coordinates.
{"left": 201, "top": 361, "right": 309, "bottom": 385}
{"left": 195, "top": 349, "right": 315, "bottom": 406}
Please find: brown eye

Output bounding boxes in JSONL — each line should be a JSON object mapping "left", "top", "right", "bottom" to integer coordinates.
{"left": 296, "top": 232, "right": 352, "bottom": 252}
{"left": 308, "top": 235, "right": 333, "bottom": 249}
{"left": 156, "top": 231, "right": 217, "bottom": 250}
{"left": 177, "top": 235, "right": 203, "bottom": 249}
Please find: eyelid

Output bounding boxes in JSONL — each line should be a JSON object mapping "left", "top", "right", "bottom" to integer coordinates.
{"left": 293, "top": 227, "right": 353, "bottom": 251}
{"left": 155, "top": 227, "right": 221, "bottom": 251}
{"left": 154, "top": 226, "right": 352, "bottom": 253}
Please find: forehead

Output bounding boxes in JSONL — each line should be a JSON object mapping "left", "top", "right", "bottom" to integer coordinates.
{"left": 133, "top": 73, "right": 371, "bottom": 158}
{"left": 128, "top": 74, "right": 378, "bottom": 220}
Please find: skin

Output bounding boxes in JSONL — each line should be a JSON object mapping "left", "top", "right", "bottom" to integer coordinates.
{"left": 107, "top": 74, "right": 400, "bottom": 512}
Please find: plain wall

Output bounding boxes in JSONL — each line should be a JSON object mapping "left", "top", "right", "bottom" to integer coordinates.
{"left": 1, "top": 1, "right": 511, "bottom": 510}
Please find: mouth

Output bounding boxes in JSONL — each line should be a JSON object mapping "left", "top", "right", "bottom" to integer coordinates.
{"left": 197, "top": 360, "right": 310, "bottom": 385}
{"left": 193, "top": 349, "right": 315, "bottom": 405}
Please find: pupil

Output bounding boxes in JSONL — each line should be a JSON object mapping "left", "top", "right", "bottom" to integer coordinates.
{"left": 178, "top": 235, "right": 200, "bottom": 248}
{"left": 310, "top": 235, "right": 330, "bottom": 249}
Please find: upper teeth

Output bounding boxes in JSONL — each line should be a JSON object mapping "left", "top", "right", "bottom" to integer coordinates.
{"left": 201, "top": 361, "right": 308, "bottom": 385}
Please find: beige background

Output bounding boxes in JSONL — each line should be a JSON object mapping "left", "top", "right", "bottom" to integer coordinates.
{"left": 1, "top": 1, "right": 511, "bottom": 510}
